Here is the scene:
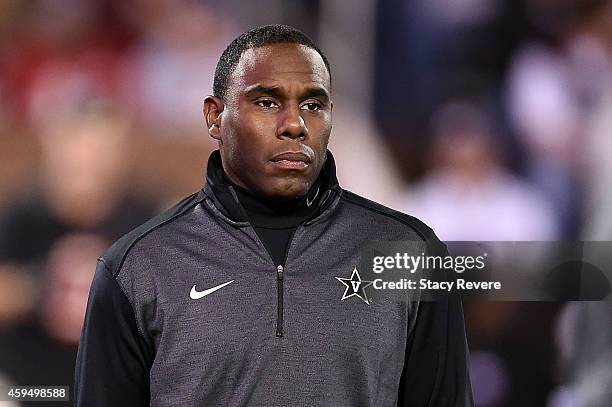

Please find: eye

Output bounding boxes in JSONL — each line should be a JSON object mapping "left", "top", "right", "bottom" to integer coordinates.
{"left": 256, "top": 99, "right": 279, "bottom": 108}
{"left": 301, "top": 102, "right": 322, "bottom": 112}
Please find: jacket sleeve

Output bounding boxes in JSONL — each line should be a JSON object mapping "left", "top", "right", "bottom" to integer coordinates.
{"left": 397, "top": 240, "right": 474, "bottom": 406}
{"left": 74, "top": 259, "right": 153, "bottom": 406}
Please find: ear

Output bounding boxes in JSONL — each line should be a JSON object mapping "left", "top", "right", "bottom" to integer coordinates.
{"left": 203, "top": 96, "right": 225, "bottom": 141}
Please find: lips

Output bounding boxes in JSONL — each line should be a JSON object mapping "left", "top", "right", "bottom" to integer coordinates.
{"left": 270, "top": 151, "right": 312, "bottom": 163}
{"left": 269, "top": 151, "right": 312, "bottom": 170}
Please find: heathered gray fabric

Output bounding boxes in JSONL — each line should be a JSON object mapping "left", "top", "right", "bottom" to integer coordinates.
{"left": 109, "top": 189, "right": 438, "bottom": 406}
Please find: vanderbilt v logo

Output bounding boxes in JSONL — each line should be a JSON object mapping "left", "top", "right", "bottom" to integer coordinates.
{"left": 336, "top": 268, "right": 373, "bottom": 305}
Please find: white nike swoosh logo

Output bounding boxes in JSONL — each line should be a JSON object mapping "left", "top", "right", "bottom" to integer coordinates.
{"left": 306, "top": 185, "right": 320, "bottom": 207}
{"left": 190, "top": 280, "right": 235, "bottom": 300}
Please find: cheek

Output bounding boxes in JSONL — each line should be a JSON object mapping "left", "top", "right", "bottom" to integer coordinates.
{"left": 307, "top": 116, "right": 332, "bottom": 148}
{"left": 230, "top": 109, "right": 273, "bottom": 141}
{"left": 223, "top": 119, "right": 268, "bottom": 164}
{"left": 247, "top": 116, "right": 273, "bottom": 142}
{"left": 306, "top": 111, "right": 331, "bottom": 133}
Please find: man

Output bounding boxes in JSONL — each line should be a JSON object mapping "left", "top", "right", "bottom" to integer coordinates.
{"left": 75, "top": 24, "right": 473, "bottom": 406}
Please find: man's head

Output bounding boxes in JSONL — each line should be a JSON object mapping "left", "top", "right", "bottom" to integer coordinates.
{"left": 204, "top": 25, "right": 333, "bottom": 201}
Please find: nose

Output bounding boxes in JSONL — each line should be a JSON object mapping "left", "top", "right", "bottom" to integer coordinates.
{"left": 277, "top": 105, "right": 308, "bottom": 139}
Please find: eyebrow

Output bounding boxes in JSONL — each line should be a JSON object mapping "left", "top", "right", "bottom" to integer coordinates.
{"left": 244, "top": 85, "right": 330, "bottom": 103}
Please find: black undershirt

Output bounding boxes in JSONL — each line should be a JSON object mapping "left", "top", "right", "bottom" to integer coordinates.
{"left": 229, "top": 178, "right": 322, "bottom": 266}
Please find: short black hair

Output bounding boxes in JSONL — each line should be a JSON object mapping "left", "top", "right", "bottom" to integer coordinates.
{"left": 213, "top": 24, "right": 331, "bottom": 99}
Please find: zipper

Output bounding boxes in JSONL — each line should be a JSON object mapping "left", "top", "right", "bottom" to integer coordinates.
{"left": 274, "top": 227, "right": 298, "bottom": 338}
{"left": 276, "top": 265, "right": 284, "bottom": 337}
{"left": 248, "top": 227, "right": 298, "bottom": 338}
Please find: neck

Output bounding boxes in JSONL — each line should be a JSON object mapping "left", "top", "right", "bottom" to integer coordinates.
{"left": 203, "top": 149, "right": 340, "bottom": 224}
{"left": 225, "top": 173, "right": 321, "bottom": 228}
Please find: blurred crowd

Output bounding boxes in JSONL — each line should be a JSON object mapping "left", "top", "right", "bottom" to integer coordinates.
{"left": 0, "top": 0, "right": 611, "bottom": 406}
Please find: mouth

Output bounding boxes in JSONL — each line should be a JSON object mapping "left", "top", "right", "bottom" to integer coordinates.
{"left": 269, "top": 151, "right": 312, "bottom": 170}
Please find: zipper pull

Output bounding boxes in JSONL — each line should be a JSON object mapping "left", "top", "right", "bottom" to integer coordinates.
{"left": 277, "top": 265, "right": 284, "bottom": 280}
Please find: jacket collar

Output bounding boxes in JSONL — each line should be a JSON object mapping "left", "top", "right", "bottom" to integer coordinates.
{"left": 203, "top": 149, "right": 341, "bottom": 224}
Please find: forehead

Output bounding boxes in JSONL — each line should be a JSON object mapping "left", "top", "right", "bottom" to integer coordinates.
{"left": 229, "top": 43, "right": 330, "bottom": 93}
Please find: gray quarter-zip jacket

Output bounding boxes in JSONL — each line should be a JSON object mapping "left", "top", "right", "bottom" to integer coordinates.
{"left": 75, "top": 151, "right": 473, "bottom": 407}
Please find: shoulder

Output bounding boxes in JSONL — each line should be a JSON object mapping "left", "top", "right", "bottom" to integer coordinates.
{"left": 100, "top": 190, "right": 207, "bottom": 278}
{"left": 339, "top": 189, "right": 446, "bottom": 252}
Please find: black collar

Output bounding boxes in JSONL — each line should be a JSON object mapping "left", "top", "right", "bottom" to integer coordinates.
{"left": 203, "top": 150, "right": 340, "bottom": 225}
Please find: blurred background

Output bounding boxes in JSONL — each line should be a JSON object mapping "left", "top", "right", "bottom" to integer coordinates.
{"left": 0, "top": 0, "right": 611, "bottom": 405}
